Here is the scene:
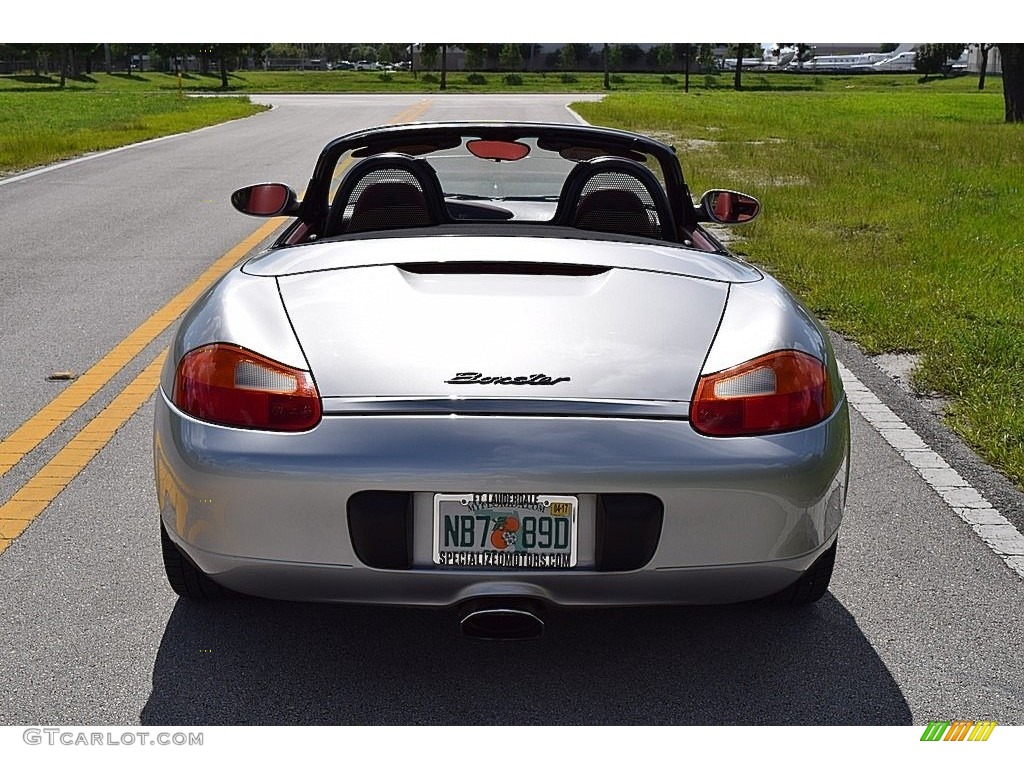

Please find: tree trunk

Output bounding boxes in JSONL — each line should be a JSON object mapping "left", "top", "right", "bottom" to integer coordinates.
{"left": 734, "top": 52, "right": 743, "bottom": 90}
{"left": 220, "top": 49, "right": 229, "bottom": 89}
{"left": 998, "top": 43, "right": 1024, "bottom": 122}
{"left": 603, "top": 43, "right": 610, "bottom": 90}
{"left": 684, "top": 44, "right": 690, "bottom": 93}
{"left": 59, "top": 46, "right": 66, "bottom": 88}
{"left": 440, "top": 44, "right": 447, "bottom": 91}
{"left": 978, "top": 45, "right": 988, "bottom": 90}
{"left": 104, "top": 43, "right": 111, "bottom": 75}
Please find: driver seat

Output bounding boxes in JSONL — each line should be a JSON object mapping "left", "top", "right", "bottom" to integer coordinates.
{"left": 325, "top": 153, "right": 449, "bottom": 236}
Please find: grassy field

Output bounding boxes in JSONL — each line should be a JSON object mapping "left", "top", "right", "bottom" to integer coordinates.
{"left": 0, "top": 68, "right": 1003, "bottom": 95}
{"left": 0, "top": 90, "right": 265, "bottom": 173}
{"left": 574, "top": 89, "right": 1024, "bottom": 486}
{"left": 3, "top": 69, "right": 1023, "bottom": 486}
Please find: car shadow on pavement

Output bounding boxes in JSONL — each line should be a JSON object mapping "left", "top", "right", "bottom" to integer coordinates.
{"left": 140, "top": 594, "right": 910, "bottom": 725}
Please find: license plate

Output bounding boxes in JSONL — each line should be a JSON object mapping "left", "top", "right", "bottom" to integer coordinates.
{"left": 432, "top": 493, "right": 577, "bottom": 568}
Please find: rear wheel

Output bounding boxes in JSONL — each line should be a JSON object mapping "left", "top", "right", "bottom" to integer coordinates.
{"left": 160, "top": 521, "right": 232, "bottom": 599}
{"left": 764, "top": 540, "right": 837, "bottom": 606}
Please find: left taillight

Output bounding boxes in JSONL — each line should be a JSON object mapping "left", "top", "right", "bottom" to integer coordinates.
{"left": 691, "top": 350, "right": 834, "bottom": 437}
{"left": 173, "top": 344, "right": 321, "bottom": 431}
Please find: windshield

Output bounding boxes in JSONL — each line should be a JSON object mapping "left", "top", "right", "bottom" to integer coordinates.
{"left": 328, "top": 138, "right": 658, "bottom": 203}
{"left": 309, "top": 123, "right": 694, "bottom": 237}
{"left": 427, "top": 139, "right": 576, "bottom": 200}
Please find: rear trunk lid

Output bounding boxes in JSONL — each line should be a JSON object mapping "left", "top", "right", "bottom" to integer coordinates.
{"left": 272, "top": 237, "right": 748, "bottom": 405}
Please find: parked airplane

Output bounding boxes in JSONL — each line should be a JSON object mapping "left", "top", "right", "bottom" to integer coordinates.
{"left": 793, "top": 53, "right": 892, "bottom": 71}
{"left": 851, "top": 51, "right": 918, "bottom": 72}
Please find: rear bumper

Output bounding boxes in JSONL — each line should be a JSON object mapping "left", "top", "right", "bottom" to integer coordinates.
{"left": 155, "top": 388, "right": 849, "bottom": 606}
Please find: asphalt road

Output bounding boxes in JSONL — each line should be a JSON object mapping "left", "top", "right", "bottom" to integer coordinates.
{"left": 1, "top": 94, "right": 1023, "bottom": 726}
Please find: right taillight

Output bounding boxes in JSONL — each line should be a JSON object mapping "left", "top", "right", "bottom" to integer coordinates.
{"left": 691, "top": 350, "right": 834, "bottom": 437}
{"left": 173, "top": 343, "right": 321, "bottom": 431}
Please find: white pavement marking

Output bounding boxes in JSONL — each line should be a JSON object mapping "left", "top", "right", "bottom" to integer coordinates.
{"left": 838, "top": 361, "right": 1024, "bottom": 579}
{"left": 565, "top": 105, "right": 591, "bottom": 125}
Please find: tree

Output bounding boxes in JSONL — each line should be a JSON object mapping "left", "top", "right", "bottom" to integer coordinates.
{"left": 914, "top": 43, "right": 966, "bottom": 80}
{"left": 619, "top": 44, "right": 644, "bottom": 69}
{"left": 647, "top": 44, "right": 672, "bottom": 71}
{"left": 419, "top": 44, "right": 439, "bottom": 71}
{"left": 731, "top": 43, "right": 759, "bottom": 90}
{"left": 602, "top": 43, "right": 610, "bottom": 90}
{"left": 214, "top": 44, "right": 251, "bottom": 88}
{"left": 463, "top": 44, "right": 487, "bottom": 71}
{"left": 607, "top": 44, "right": 623, "bottom": 71}
{"left": 377, "top": 44, "right": 395, "bottom": 66}
{"left": 558, "top": 45, "right": 576, "bottom": 72}
{"left": 499, "top": 43, "right": 522, "bottom": 71}
{"left": 695, "top": 44, "right": 716, "bottom": 74}
{"left": 570, "top": 44, "right": 594, "bottom": 68}
{"left": 998, "top": 43, "right": 1024, "bottom": 122}
{"left": 974, "top": 43, "right": 995, "bottom": 90}
{"left": 681, "top": 43, "right": 691, "bottom": 91}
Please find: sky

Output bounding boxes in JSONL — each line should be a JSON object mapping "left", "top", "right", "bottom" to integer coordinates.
{"left": 4, "top": 1, "right": 998, "bottom": 43}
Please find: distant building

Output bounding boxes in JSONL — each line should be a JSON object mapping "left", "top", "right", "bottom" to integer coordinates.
{"left": 967, "top": 45, "right": 1002, "bottom": 74}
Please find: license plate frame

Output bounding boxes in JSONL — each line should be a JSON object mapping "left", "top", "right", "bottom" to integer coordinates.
{"left": 432, "top": 493, "right": 578, "bottom": 568}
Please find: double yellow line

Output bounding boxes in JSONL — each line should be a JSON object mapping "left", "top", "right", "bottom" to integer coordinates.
{"left": 0, "top": 98, "right": 434, "bottom": 555}
{"left": 0, "top": 220, "right": 282, "bottom": 551}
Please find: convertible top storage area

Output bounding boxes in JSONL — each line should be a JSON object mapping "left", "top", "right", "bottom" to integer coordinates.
{"left": 243, "top": 231, "right": 763, "bottom": 283}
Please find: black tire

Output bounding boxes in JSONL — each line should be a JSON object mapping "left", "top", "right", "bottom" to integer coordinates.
{"left": 763, "top": 540, "right": 837, "bottom": 606}
{"left": 160, "top": 521, "right": 232, "bottom": 599}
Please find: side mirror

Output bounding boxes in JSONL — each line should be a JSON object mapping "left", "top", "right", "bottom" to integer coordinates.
{"left": 231, "top": 183, "right": 300, "bottom": 217}
{"left": 697, "top": 189, "right": 760, "bottom": 224}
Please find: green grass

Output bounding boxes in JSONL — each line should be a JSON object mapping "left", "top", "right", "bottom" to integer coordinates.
{"left": 0, "top": 90, "right": 265, "bottom": 173}
{"left": 0, "top": 69, "right": 1003, "bottom": 95}
{"left": 3, "top": 68, "right": 1023, "bottom": 486}
{"left": 573, "top": 90, "right": 1024, "bottom": 486}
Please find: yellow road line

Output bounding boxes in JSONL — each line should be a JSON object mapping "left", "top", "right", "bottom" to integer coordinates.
{"left": 0, "top": 218, "right": 282, "bottom": 478}
{"left": 328, "top": 99, "right": 432, "bottom": 184}
{"left": 391, "top": 99, "right": 432, "bottom": 124}
{"left": 0, "top": 100, "right": 435, "bottom": 555}
{"left": 0, "top": 352, "right": 167, "bottom": 554}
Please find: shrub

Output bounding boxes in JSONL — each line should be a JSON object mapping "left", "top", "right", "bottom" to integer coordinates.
{"left": 466, "top": 72, "right": 487, "bottom": 85}
{"left": 559, "top": 73, "right": 578, "bottom": 83}
{"left": 503, "top": 73, "right": 523, "bottom": 86}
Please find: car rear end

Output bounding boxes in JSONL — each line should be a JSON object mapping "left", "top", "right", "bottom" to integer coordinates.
{"left": 155, "top": 235, "right": 849, "bottom": 615}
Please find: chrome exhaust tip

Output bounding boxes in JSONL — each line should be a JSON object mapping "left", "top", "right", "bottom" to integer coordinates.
{"left": 459, "top": 599, "right": 545, "bottom": 640}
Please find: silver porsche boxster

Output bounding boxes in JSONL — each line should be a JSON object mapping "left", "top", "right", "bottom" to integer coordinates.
{"left": 154, "top": 122, "right": 850, "bottom": 638}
